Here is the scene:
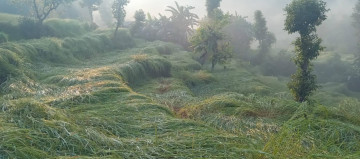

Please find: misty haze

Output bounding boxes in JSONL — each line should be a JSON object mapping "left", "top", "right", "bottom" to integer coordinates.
{"left": 0, "top": 0, "right": 360, "bottom": 158}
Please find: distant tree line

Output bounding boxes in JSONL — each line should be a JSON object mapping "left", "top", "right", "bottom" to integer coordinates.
{"left": 349, "top": 0, "right": 360, "bottom": 91}
{"left": 130, "top": 1, "right": 199, "bottom": 48}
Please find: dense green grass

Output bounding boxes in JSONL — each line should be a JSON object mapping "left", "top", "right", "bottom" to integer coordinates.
{"left": 0, "top": 22, "right": 360, "bottom": 158}
{"left": 0, "top": 40, "right": 277, "bottom": 158}
{"left": 0, "top": 29, "right": 134, "bottom": 85}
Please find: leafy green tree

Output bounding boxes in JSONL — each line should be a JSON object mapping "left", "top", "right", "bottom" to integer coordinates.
{"left": 14, "top": 0, "right": 75, "bottom": 24}
{"left": 80, "top": 0, "right": 103, "bottom": 23}
{"left": 206, "top": 0, "right": 222, "bottom": 18}
{"left": 284, "top": 0, "right": 328, "bottom": 102}
{"left": 253, "top": 10, "right": 276, "bottom": 64}
{"left": 223, "top": 14, "right": 253, "bottom": 57}
{"left": 139, "top": 14, "right": 171, "bottom": 41}
{"left": 190, "top": 14, "right": 232, "bottom": 71}
{"left": 254, "top": 10, "right": 267, "bottom": 46}
{"left": 254, "top": 11, "right": 276, "bottom": 52}
{"left": 112, "top": 0, "right": 129, "bottom": 37}
{"left": 130, "top": 9, "right": 146, "bottom": 36}
{"left": 166, "top": 1, "right": 198, "bottom": 47}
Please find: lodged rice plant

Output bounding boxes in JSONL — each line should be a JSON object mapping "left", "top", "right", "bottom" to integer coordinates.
{"left": 0, "top": 41, "right": 274, "bottom": 158}
{"left": 0, "top": 30, "right": 134, "bottom": 86}
{"left": 116, "top": 57, "right": 171, "bottom": 84}
{"left": 264, "top": 102, "right": 360, "bottom": 158}
{"left": 1, "top": 29, "right": 359, "bottom": 158}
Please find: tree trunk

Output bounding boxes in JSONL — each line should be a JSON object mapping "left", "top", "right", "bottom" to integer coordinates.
{"left": 211, "top": 59, "right": 216, "bottom": 72}
{"left": 114, "top": 22, "right": 120, "bottom": 37}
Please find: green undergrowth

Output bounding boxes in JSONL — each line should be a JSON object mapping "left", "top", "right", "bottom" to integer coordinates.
{"left": 264, "top": 102, "right": 360, "bottom": 158}
{"left": 130, "top": 43, "right": 360, "bottom": 158}
{"left": 116, "top": 57, "right": 171, "bottom": 84}
{"left": 1, "top": 33, "right": 360, "bottom": 158}
{"left": 0, "top": 41, "right": 276, "bottom": 158}
{"left": 188, "top": 60, "right": 289, "bottom": 98}
{"left": 179, "top": 93, "right": 299, "bottom": 145}
{"left": 0, "top": 30, "right": 134, "bottom": 85}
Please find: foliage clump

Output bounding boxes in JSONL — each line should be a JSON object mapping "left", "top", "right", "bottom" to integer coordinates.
{"left": 253, "top": 10, "right": 276, "bottom": 64}
{"left": 190, "top": 10, "right": 232, "bottom": 71}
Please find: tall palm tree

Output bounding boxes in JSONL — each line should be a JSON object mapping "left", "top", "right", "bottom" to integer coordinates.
{"left": 166, "top": 1, "right": 199, "bottom": 46}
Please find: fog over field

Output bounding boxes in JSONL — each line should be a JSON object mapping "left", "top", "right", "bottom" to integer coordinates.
{"left": 116, "top": 0, "right": 356, "bottom": 51}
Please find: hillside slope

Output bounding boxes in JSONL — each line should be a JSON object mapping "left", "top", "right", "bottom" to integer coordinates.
{"left": 1, "top": 31, "right": 360, "bottom": 158}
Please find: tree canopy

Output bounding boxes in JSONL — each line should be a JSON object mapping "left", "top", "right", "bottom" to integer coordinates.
{"left": 80, "top": 0, "right": 103, "bottom": 23}
{"left": 284, "top": 0, "right": 328, "bottom": 36}
{"left": 190, "top": 13, "right": 232, "bottom": 71}
{"left": 206, "top": 0, "right": 222, "bottom": 18}
{"left": 253, "top": 10, "right": 276, "bottom": 62}
{"left": 166, "top": 1, "right": 198, "bottom": 47}
{"left": 285, "top": 0, "right": 328, "bottom": 103}
{"left": 112, "top": 0, "right": 129, "bottom": 37}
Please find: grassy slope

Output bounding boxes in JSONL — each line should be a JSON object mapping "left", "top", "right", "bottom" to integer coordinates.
{"left": 0, "top": 29, "right": 360, "bottom": 158}
{"left": 0, "top": 39, "right": 273, "bottom": 158}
